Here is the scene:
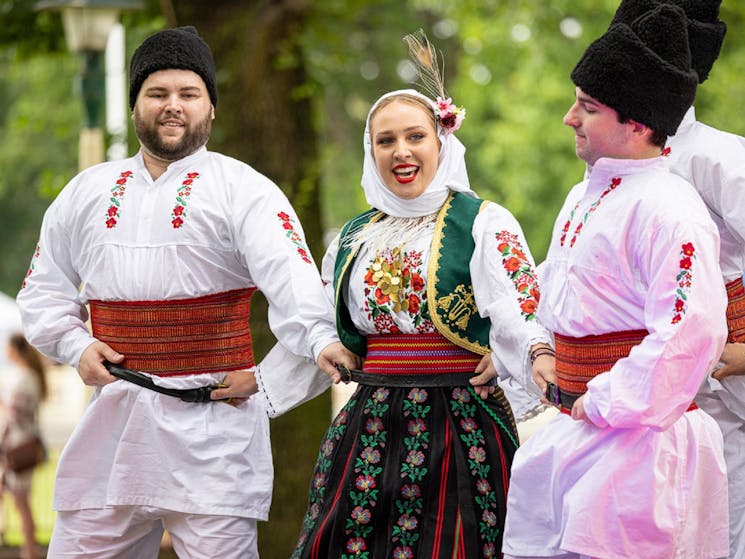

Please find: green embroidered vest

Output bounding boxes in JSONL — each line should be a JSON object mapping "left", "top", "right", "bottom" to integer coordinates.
{"left": 334, "top": 192, "right": 491, "bottom": 357}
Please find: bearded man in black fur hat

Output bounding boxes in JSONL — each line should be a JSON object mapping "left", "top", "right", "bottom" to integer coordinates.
{"left": 16, "top": 26, "right": 357, "bottom": 558}
{"left": 502, "top": 5, "right": 730, "bottom": 558}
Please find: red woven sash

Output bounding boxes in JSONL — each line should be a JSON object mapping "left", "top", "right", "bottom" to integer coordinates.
{"left": 363, "top": 332, "right": 482, "bottom": 375}
{"left": 89, "top": 288, "right": 256, "bottom": 376}
{"left": 555, "top": 329, "right": 648, "bottom": 396}
{"left": 726, "top": 277, "right": 745, "bottom": 343}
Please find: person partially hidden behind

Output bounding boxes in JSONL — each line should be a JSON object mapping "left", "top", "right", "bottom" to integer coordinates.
{"left": 1, "top": 333, "right": 47, "bottom": 559}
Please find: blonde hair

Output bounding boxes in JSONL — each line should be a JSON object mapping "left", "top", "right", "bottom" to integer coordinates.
{"left": 368, "top": 93, "right": 437, "bottom": 135}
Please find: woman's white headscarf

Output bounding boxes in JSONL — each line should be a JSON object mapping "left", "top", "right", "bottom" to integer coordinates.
{"left": 361, "top": 89, "right": 475, "bottom": 218}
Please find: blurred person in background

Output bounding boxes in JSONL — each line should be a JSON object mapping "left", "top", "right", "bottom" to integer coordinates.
{"left": 1, "top": 332, "right": 47, "bottom": 559}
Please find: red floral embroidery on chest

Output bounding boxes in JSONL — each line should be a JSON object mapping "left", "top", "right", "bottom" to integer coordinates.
{"left": 105, "top": 170, "right": 134, "bottom": 229}
{"left": 171, "top": 172, "right": 201, "bottom": 229}
{"left": 560, "top": 176, "right": 622, "bottom": 247}
{"left": 104, "top": 170, "right": 201, "bottom": 229}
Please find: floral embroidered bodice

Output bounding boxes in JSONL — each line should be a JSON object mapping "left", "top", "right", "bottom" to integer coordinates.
{"left": 347, "top": 223, "right": 437, "bottom": 335}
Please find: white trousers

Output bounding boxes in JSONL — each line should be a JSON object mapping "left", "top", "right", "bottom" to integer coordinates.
{"left": 697, "top": 387, "right": 745, "bottom": 559}
{"left": 47, "top": 505, "right": 258, "bottom": 559}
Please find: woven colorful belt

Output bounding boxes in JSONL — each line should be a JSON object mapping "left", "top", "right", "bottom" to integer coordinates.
{"left": 89, "top": 288, "right": 256, "bottom": 376}
{"left": 726, "top": 276, "right": 745, "bottom": 343}
{"left": 554, "top": 329, "right": 648, "bottom": 397}
{"left": 362, "top": 332, "right": 482, "bottom": 376}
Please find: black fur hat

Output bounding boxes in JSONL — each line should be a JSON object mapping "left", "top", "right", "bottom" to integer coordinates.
{"left": 129, "top": 26, "right": 217, "bottom": 109}
{"left": 571, "top": 4, "right": 698, "bottom": 136}
{"left": 611, "top": 0, "right": 726, "bottom": 82}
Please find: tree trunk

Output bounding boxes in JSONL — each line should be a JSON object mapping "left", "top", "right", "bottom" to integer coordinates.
{"left": 171, "top": 3, "right": 328, "bottom": 557}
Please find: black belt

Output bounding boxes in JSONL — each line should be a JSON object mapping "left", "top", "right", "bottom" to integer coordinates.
{"left": 545, "top": 382, "right": 581, "bottom": 410}
{"left": 104, "top": 362, "right": 228, "bottom": 403}
{"left": 336, "top": 365, "right": 480, "bottom": 388}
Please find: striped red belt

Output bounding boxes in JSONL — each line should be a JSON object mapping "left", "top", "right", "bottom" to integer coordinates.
{"left": 363, "top": 332, "right": 482, "bottom": 375}
{"left": 555, "top": 329, "right": 696, "bottom": 414}
{"left": 89, "top": 288, "right": 256, "bottom": 376}
{"left": 726, "top": 276, "right": 745, "bottom": 343}
{"left": 555, "top": 329, "right": 648, "bottom": 396}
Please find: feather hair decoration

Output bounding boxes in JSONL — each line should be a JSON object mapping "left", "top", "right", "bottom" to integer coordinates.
{"left": 403, "top": 29, "right": 447, "bottom": 101}
{"left": 403, "top": 29, "right": 467, "bottom": 135}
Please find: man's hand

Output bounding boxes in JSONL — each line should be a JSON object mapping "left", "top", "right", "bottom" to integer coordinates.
{"left": 210, "top": 370, "right": 258, "bottom": 405}
{"left": 712, "top": 342, "right": 745, "bottom": 381}
{"left": 470, "top": 354, "right": 497, "bottom": 400}
{"left": 570, "top": 394, "right": 592, "bottom": 423}
{"left": 78, "top": 341, "right": 124, "bottom": 386}
{"left": 317, "top": 342, "right": 360, "bottom": 384}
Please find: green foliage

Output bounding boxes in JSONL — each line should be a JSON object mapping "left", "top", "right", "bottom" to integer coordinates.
{"left": 0, "top": 49, "right": 79, "bottom": 295}
{"left": 0, "top": 0, "right": 66, "bottom": 54}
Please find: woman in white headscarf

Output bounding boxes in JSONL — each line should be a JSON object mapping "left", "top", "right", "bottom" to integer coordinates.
{"left": 293, "top": 36, "right": 553, "bottom": 559}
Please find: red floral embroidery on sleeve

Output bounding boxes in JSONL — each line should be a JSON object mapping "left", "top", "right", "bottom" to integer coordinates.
{"left": 171, "top": 172, "right": 201, "bottom": 229}
{"left": 495, "top": 231, "right": 540, "bottom": 321}
{"left": 671, "top": 242, "right": 695, "bottom": 324}
{"left": 105, "top": 170, "right": 134, "bottom": 229}
{"left": 277, "top": 212, "right": 313, "bottom": 264}
{"left": 20, "top": 244, "right": 41, "bottom": 289}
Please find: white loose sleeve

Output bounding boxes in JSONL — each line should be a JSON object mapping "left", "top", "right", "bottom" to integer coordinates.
{"left": 16, "top": 180, "right": 96, "bottom": 368}
{"left": 583, "top": 216, "right": 728, "bottom": 430}
{"left": 470, "top": 203, "right": 551, "bottom": 395}
{"left": 231, "top": 169, "right": 339, "bottom": 362}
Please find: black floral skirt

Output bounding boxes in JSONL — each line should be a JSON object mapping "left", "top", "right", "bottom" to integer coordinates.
{"left": 292, "top": 382, "right": 518, "bottom": 559}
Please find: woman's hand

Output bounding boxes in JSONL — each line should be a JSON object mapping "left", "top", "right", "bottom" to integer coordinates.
{"left": 210, "top": 370, "right": 258, "bottom": 405}
{"left": 470, "top": 354, "right": 497, "bottom": 400}
{"left": 317, "top": 342, "right": 361, "bottom": 384}
{"left": 712, "top": 342, "right": 745, "bottom": 381}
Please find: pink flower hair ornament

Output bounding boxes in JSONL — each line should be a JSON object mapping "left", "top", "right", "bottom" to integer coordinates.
{"left": 432, "top": 96, "right": 466, "bottom": 135}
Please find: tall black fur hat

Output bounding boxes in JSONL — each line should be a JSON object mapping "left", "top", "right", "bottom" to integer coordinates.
{"left": 129, "top": 26, "right": 217, "bottom": 109}
{"left": 571, "top": 4, "right": 698, "bottom": 136}
{"left": 611, "top": 0, "right": 726, "bottom": 82}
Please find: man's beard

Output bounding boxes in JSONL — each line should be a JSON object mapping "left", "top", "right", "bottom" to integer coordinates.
{"left": 134, "top": 111, "right": 212, "bottom": 161}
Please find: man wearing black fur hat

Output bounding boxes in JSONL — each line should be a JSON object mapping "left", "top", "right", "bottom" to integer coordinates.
{"left": 16, "top": 26, "right": 356, "bottom": 558}
{"left": 502, "top": 5, "right": 729, "bottom": 558}
{"left": 613, "top": 2, "right": 745, "bottom": 557}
